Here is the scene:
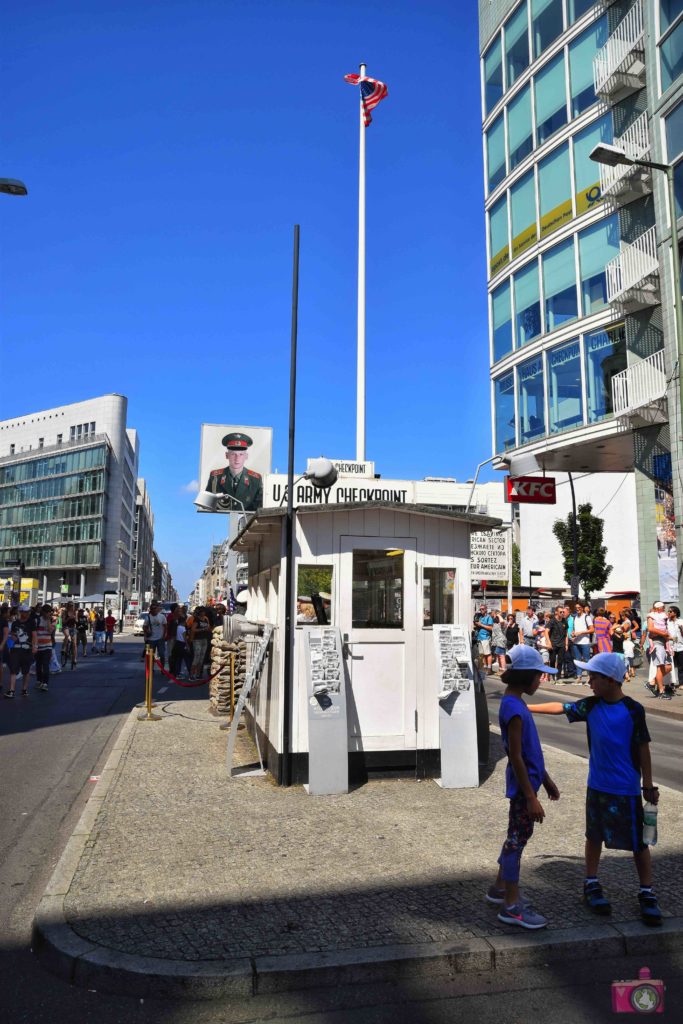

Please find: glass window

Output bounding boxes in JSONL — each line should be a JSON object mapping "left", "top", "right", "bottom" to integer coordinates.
{"left": 579, "top": 215, "right": 619, "bottom": 315}
{"left": 534, "top": 53, "right": 567, "bottom": 144}
{"left": 547, "top": 339, "right": 583, "bottom": 433}
{"left": 492, "top": 280, "right": 513, "bottom": 361}
{"left": 665, "top": 102, "right": 683, "bottom": 218}
{"left": 661, "top": 20, "right": 683, "bottom": 92}
{"left": 505, "top": 3, "right": 529, "bottom": 87}
{"left": 568, "top": 0, "right": 594, "bottom": 23}
{"left": 507, "top": 84, "right": 533, "bottom": 168}
{"left": 543, "top": 237, "right": 578, "bottom": 332}
{"left": 486, "top": 114, "right": 506, "bottom": 192}
{"left": 296, "top": 565, "right": 333, "bottom": 624}
{"left": 352, "top": 550, "right": 403, "bottom": 628}
{"left": 484, "top": 34, "right": 504, "bottom": 114}
{"left": 569, "top": 17, "right": 607, "bottom": 117}
{"left": 531, "top": 0, "right": 563, "bottom": 59}
{"left": 423, "top": 569, "right": 456, "bottom": 627}
{"left": 514, "top": 261, "right": 542, "bottom": 346}
{"left": 538, "top": 143, "right": 572, "bottom": 238}
{"left": 661, "top": 0, "right": 683, "bottom": 32}
{"left": 511, "top": 170, "right": 538, "bottom": 259}
{"left": 495, "top": 372, "right": 516, "bottom": 452}
{"left": 518, "top": 355, "right": 545, "bottom": 442}
{"left": 489, "top": 193, "right": 510, "bottom": 276}
{"left": 573, "top": 114, "right": 612, "bottom": 214}
{"left": 585, "top": 324, "right": 627, "bottom": 423}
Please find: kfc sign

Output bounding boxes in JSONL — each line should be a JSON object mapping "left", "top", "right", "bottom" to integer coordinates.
{"left": 506, "top": 475, "right": 556, "bottom": 504}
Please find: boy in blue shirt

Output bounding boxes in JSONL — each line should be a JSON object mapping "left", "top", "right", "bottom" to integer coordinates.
{"left": 487, "top": 645, "right": 560, "bottom": 930}
{"left": 529, "top": 652, "right": 662, "bottom": 926}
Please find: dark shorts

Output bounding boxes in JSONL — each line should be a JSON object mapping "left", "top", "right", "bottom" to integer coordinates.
{"left": 585, "top": 787, "right": 645, "bottom": 852}
{"left": 9, "top": 649, "right": 33, "bottom": 675}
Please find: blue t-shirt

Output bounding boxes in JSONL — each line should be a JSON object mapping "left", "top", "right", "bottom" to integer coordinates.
{"left": 563, "top": 696, "right": 650, "bottom": 797}
{"left": 499, "top": 694, "right": 545, "bottom": 799}
{"left": 476, "top": 615, "right": 493, "bottom": 641}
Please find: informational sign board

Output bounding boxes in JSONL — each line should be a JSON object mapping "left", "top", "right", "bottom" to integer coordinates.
{"left": 470, "top": 528, "right": 509, "bottom": 578}
{"left": 304, "top": 627, "right": 348, "bottom": 795}
{"left": 307, "top": 458, "right": 375, "bottom": 479}
{"left": 196, "top": 424, "right": 272, "bottom": 514}
{"left": 433, "top": 625, "right": 478, "bottom": 789}
{"left": 506, "top": 475, "right": 556, "bottom": 504}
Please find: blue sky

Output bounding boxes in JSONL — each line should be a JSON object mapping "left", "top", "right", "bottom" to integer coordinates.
{"left": 1, "top": 0, "right": 492, "bottom": 598}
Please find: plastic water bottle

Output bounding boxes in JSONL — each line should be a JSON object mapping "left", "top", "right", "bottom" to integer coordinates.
{"left": 643, "top": 802, "right": 658, "bottom": 846}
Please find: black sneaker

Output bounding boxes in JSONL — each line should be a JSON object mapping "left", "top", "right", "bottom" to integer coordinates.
{"left": 638, "top": 891, "right": 663, "bottom": 927}
{"left": 584, "top": 880, "right": 611, "bottom": 915}
{"left": 659, "top": 692, "right": 673, "bottom": 700}
{"left": 645, "top": 682, "right": 658, "bottom": 694}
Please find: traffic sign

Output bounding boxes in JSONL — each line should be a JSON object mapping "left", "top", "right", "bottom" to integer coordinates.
{"left": 506, "top": 475, "right": 556, "bottom": 504}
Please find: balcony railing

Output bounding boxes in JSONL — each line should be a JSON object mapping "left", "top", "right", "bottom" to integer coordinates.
{"left": 593, "top": 1, "right": 645, "bottom": 101}
{"left": 599, "top": 112, "right": 651, "bottom": 204}
{"left": 612, "top": 351, "right": 668, "bottom": 425}
{"left": 605, "top": 226, "right": 660, "bottom": 311}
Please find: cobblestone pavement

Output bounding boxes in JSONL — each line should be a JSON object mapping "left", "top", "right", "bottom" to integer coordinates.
{"left": 64, "top": 701, "right": 683, "bottom": 962}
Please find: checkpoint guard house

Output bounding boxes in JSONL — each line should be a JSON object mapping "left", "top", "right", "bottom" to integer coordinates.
{"left": 230, "top": 470, "right": 503, "bottom": 787}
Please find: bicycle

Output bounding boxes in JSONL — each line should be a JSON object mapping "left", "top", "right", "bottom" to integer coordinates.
{"left": 61, "top": 632, "right": 77, "bottom": 670}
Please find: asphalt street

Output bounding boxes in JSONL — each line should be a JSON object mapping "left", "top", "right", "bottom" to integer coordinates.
{"left": 484, "top": 676, "right": 683, "bottom": 793}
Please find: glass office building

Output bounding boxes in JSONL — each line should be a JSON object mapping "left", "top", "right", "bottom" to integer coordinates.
{"left": 479, "top": 0, "right": 683, "bottom": 607}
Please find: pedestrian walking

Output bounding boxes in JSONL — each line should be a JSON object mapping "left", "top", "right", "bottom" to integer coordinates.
{"left": 76, "top": 609, "right": 89, "bottom": 659}
{"left": 170, "top": 614, "right": 193, "bottom": 679}
{"left": 4, "top": 607, "right": 37, "bottom": 698}
{"left": 519, "top": 607, "right": 538, "bottom": 648}
{"left": 645, "top": 602, "right": 672, "bottom": 699}
{"left": 485, "top": 645, "right": 560, "bottom": 930}
{"left": 35, "top": 605, "right": 55, "bottom": 692}
{"left": 473, "top": 604, "right": 493, "bottom": 675}
{"left": 104, "top": 609, "right": 117, "bottom": 654}
{"left": 491, "top": 612, "right": 507, "bottom": 675}
{"left": 92, "top": 609, "right": 106, "bottom": 654}
{"left": 666, "top": 605, "right": 683, "bottom": 690}
{"left": 547, "top": 606, "right": 568, "bottom": 678}
{"left": 189, "top": 607, "right": 212, "bottom": 681}
{"left": 504, "top": 613, "right": 519, "bottom": 651}
{"left": 528, "top": 652, "right": 663, "bottom": 926}
{"left": 570, "top": 602, "right": 593, "bottom": 682}
{"left": 593, "top": 609, "right": 613, "bottom": 653}
{"left": 142, "top": 601, "right": 168, "bottom": 664}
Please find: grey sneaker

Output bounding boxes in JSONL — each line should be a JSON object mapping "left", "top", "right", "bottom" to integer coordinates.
{"left": 497, "top": 903, "right": 548, "bottom": 929}
{"left": 485, "top": 885, "right": 505, "bottom": 905}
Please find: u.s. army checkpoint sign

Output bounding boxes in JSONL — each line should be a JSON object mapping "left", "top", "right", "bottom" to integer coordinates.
{"left": 470, "top": 528, "right": 509, "bottom": 579}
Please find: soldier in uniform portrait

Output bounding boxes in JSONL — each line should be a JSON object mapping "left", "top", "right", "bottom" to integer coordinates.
{"left": 205, "top": 432, "right": 263, "bottom": 512}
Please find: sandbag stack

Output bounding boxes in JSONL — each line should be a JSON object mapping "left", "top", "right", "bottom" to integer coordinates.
{"left": 208, "top": 625, "right": 247, "bottom": 715}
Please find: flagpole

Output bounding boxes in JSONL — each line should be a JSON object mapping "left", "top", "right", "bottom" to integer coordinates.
{"left": 356, "top": 61, "right": 366, "bottom": 462}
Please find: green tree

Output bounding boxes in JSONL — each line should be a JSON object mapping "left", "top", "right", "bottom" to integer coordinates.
{"left": 511, "top": 542, "right": 521, "bottom": 586}
{"left": 552, "top": 503, "right": 612, "bottom": 602}
{"left": 297, "top": 566, "right": 332, "bottom": 597}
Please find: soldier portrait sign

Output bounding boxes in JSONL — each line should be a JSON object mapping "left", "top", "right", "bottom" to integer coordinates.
{"left": 195, "top": 424, "right": 272, "bottom": 514}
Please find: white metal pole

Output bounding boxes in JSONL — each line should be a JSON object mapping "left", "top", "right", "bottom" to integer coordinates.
{"left": 356, "top": 62, "right": 366, "bottom": 462}
{"left": 507, "top": 527, "right": 513, "bottom": 615}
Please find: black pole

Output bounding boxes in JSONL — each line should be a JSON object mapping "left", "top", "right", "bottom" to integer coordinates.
{"left": 568, "top": 471, "right": 579, "bottom": 602}
{"left": 281, "top": 224, "right": 300, "bottom": 787}
{"left": 528, "top": 571, "right": 532, "bottom": 609}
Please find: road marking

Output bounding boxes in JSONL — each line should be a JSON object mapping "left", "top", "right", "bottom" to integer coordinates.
{"left": 89, "top": 775, "right": 101, "bottom": 782}
{"left": 158, "top": 686, "right": 169, "bottom": 694}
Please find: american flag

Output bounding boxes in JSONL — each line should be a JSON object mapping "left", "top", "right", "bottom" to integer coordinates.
{"left": 344, "top": 73, "right": 388, "bottom": 126}
{"left": 228, "top": 587, "right": 236, "bottom": 615}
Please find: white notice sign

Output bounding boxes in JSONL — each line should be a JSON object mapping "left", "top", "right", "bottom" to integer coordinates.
{"left": 470, "top": 528, "right": 509, "bottom": 579}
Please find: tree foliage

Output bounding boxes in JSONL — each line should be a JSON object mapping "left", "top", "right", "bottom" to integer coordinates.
{"left": 511, "top": 542, "right": 521, "bottom": 586}
{"left": 552, "top": 503, "right": 612, "bottom": 601}
{"left": 297, "top": 566, "right": 332, "bottom": 597}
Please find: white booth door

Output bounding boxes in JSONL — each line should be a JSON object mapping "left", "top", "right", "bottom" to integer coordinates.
{"left": 340, "top": 536, "right": 417, "bottom": 751}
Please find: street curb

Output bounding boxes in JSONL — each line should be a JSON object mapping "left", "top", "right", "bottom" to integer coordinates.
{"left": 31, "top": 708, "right": 683, "bottom": 1001}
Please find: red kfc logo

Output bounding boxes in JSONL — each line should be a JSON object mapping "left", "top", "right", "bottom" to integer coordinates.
{"left": 506, "top": 475, "right": 556, "bottom": 504}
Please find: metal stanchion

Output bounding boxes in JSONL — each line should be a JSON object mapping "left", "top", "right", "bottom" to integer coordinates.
{"left": 138, "top": 645, "right": 161, "bottom": 722}
{"left": 136, "top": 643, "right": 158, "bottom": 709}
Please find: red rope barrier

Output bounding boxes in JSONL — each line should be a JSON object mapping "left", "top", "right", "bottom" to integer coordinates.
{"left": 153, "top": 659, "right": 225, "bottom": 688}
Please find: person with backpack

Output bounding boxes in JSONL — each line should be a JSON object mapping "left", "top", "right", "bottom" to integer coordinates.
{"left": 528, "top": 652, "right": 662, "bottom": 927}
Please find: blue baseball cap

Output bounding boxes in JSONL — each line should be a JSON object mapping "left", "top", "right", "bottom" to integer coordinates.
{"left": 575, "top": 652, "right": 626, "bottom": 683}
{"left": 508, "top": 645, "right": 557, "bottom": 674}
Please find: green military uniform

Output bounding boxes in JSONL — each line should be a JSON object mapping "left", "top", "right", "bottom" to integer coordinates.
{"left": 205, "top": 466, "right": 263, "bottom": 511}
{"left": 205, "top": 431, "right": 263, "bottom": 512}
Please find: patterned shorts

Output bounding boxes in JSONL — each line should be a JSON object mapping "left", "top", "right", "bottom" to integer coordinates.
{"left": 498, "top": 793, "right": 536, "bottom": 883}
{"left": 585, "top": 787, "right": 645, "bottom": 852}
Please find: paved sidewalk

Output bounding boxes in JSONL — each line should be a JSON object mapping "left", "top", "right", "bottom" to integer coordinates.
{"left": 34, "top": 699, "right": 683, "bottom": 999}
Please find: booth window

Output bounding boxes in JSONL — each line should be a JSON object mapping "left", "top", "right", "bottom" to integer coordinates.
{"left": 423, "top": 569, "right": 455, "bottom": 626}
{"left": 352, "top": 550, "right": 403, "bottom": 628}
{"left": 296, "top": 564, "right": 333, "bottom": 624}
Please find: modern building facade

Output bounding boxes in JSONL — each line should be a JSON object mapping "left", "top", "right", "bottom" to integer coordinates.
{"left": 0, "top": 395, "right": 139, "bottom": 604}
{"left": 480, "top": 0, "right": 683, "bottom": 607}
{"left": 132, "top": 478, "right": 154, "bottom": 604}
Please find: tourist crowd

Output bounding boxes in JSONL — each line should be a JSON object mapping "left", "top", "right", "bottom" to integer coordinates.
{"left": 473, "top": 600, "right": 683, "bottom": 700}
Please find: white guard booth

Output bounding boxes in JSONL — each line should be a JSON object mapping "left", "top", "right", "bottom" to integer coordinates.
{"left": 230, "top": 501, "right": 500, "bottom": 787}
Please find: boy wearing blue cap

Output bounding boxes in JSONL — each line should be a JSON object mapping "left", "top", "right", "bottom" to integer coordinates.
{"left": 486, "top": 645, "right": 560, "bottom": 929}
{"left": 528, "top": 652, "right": 662, "bottom": 926}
